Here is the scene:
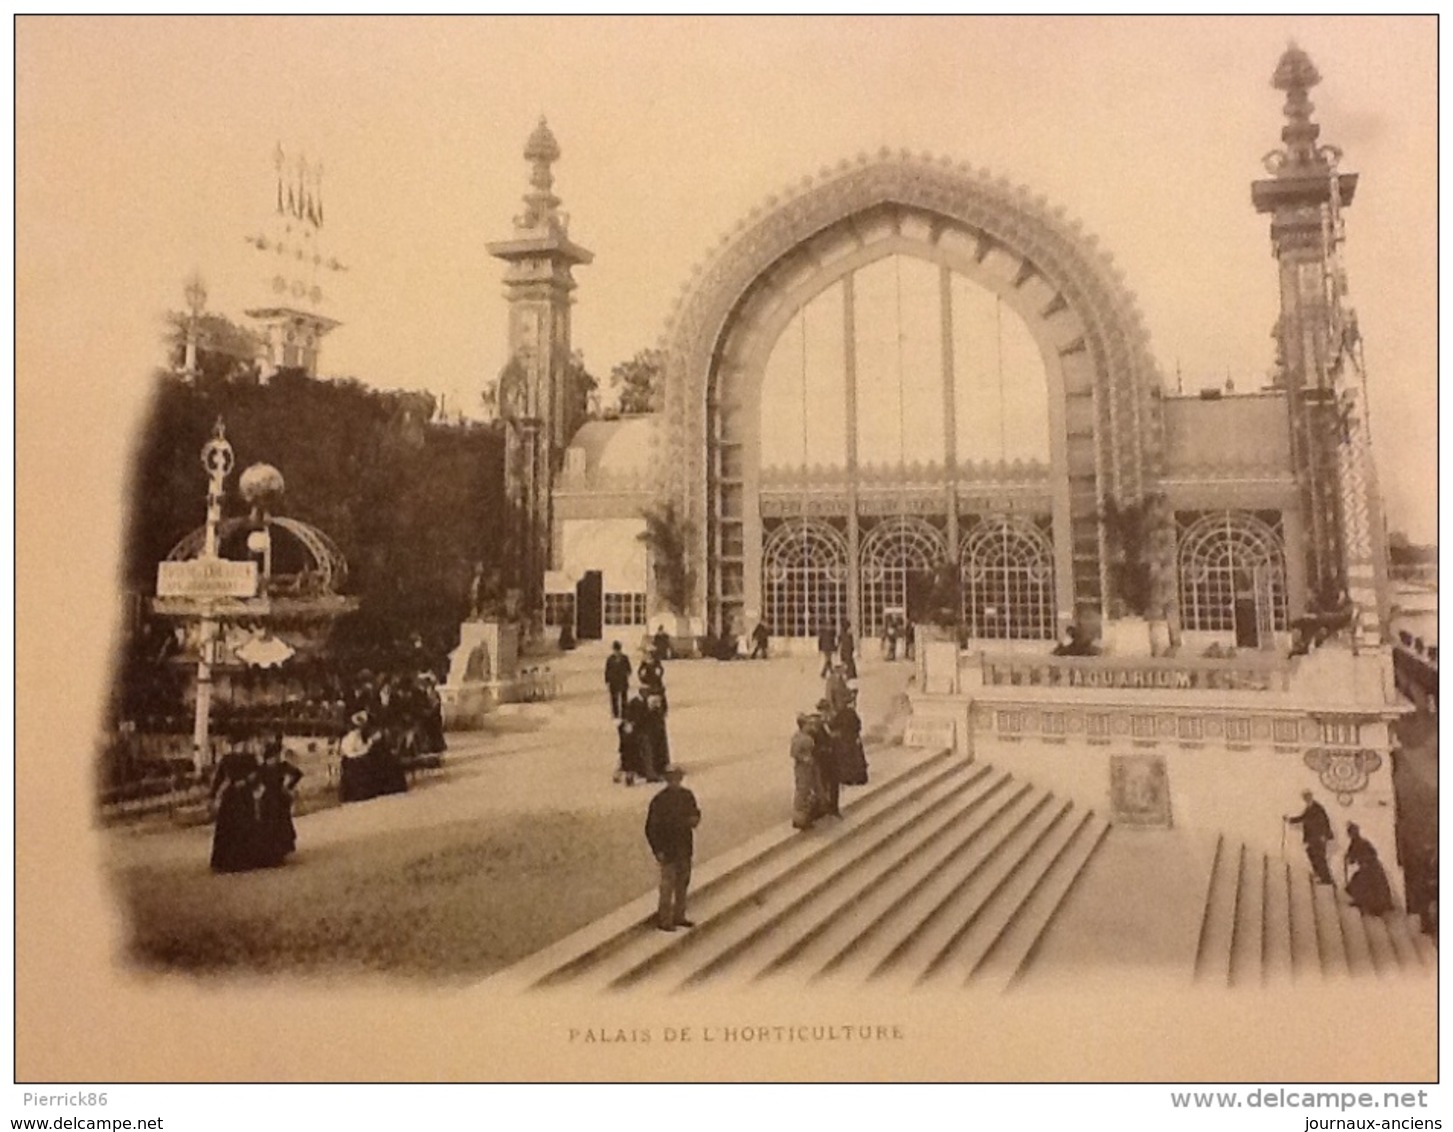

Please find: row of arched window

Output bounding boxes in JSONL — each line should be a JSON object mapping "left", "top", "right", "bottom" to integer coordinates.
{"left": 761, "top": 511, "right": 1288, "bottom": 639}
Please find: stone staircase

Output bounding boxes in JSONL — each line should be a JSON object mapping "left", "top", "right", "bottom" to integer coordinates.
{"left": 492, "top": 749, "right": 1112, "bottom": 994}
{"left": 1194, "top": 834, "right": 1436, "bottom": 985}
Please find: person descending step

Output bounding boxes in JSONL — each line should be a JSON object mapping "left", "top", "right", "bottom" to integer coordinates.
{"left": 1344, "top": 822, "right": 1394, "bottom": 916}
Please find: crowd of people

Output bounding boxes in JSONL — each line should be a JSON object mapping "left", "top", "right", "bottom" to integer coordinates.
{"left": 202, "top": 658, "right": 446, "bottom": 869}
{"left": 601, "top": 626, "right": 879, "bottom": 929}
{"left": 606, "top": 640, "right": 673, "bottom": 786}
{"left": 790, "top": 674, "right": 869, "bottom": 831}
{"left": 333, "top": 667, "right": 447, "bottom": 804}
{"left": 795, "top": 629, "right": 872, "bottom": 829}
{"left": 209, "top": 730, "right": 303, "bottom": 873}
{"left": 601, "top": 637, "right": 699, "bottom": 930}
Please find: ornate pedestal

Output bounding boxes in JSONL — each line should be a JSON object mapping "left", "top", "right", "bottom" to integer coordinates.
{"left": 441, "top": 620, "right": 521, "bottom": 729}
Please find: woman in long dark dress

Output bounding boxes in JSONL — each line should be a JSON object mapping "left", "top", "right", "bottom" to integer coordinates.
{"left": 622, "top": 693, "right": 655, "bottom": 781}
{"left": 644, "top": 692, "right": 671, "bottom": 779}
{"left": 254, "top": 734, "right": 303, "bottom": 866}
{"left": 834, "top": 702, "right": 868, "bottom": 786}
{"left": 810, "top": 710, "right": 841, "bottom": 819}
{"left": 338, "top": 712, "right": 376, "bottom": 802}
{"left": 210, "top": 740, "right": 260, "bottom": 873}
{"left": 372, "top": 727, "right": 410, "bottom": 797}
{"left": 1344, "top": 823, "right": 1395, "bottom": 916}
{"left": 420, "top": 674, "right": 447, "bottom": 755}
{"left": 370, "top": 678, "right": 410, "bottom": 797}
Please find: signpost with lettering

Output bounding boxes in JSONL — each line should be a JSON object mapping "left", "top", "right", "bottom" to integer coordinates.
{"left": 156, "top": 559, "right": 258, "bottom": 601}
{"left": 155, "top": 419, "right": 247, "bottom": 772}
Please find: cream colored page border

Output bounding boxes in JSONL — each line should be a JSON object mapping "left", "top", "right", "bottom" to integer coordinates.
{"left": 15, "top": 15, "right": 1437, "bottom": 1082}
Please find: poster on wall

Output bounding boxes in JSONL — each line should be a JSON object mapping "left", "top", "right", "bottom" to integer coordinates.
{"left": 1109, "top": 753, "right": 1173, "bottom": 828}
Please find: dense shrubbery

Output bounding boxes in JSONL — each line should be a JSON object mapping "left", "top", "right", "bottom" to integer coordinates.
{"left": 124, "top": 348, "right": 510, "bottom": 669}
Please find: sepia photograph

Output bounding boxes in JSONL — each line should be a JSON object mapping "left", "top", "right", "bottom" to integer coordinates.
{"left": 14, "top": 14, "right": 1438, "bottom": 1096}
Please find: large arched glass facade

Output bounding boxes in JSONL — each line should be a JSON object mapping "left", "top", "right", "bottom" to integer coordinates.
{"left": 762, "top": 519, "right": 849, "bottom": 638}
{"left": 660, "top": 156, "right": 1169, "bottom": 636}
{"left": 1177, "top": 511, "right": 1288, "bottom": 633}
{"left": 960, "top": 516, "right": 1056, "bottom": 640}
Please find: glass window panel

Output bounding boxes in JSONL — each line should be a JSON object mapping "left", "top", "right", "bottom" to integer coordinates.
{"left": 1177, "top": 511, "right": 1287, "bottom": 633}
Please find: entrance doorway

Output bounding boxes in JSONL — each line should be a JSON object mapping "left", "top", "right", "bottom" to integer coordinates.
{"left": 575, "top": 570, "right": 603, "bottom": 640}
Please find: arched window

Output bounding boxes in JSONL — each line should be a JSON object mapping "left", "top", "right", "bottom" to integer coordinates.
{"left": 762, "top": 519, "right": 848, "bottom": 638}
{"left": 1177, "top": 511, "right": 1287, "bottom": 633}
{"left": 960, "top": 516, "right": 1056, "bottom": 640}
{"left": 859, "top": 517, "right": 947, "bottom": 638}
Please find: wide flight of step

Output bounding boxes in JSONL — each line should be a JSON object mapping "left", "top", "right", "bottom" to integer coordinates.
{"left": 495, "top": 749, "right": 1111, "bottom": 994}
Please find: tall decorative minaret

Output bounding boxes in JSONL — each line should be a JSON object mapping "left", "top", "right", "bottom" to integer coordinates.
{"left": 244, "top": 144, "right": 346, "bottom": 377}
{"left": 1252, "top": 44, "right": 1389, "bottom": 638}
{"left": 487, "top": 118, "right": 593, "bottom": 625}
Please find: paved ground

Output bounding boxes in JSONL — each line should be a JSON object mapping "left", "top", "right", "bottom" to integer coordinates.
{"left": 105, "top": 644, "right": 1438, "bottom": 983}
{"left": 106, "top": 645, "right": 918, "bottom": 982}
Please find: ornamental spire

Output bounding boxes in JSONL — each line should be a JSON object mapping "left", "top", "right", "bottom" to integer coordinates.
{"left": 520, "top": 116, "right": 562, "bottom": 229}
{"left": 1267, "top": 42, "right": 1330, "bottom": 177}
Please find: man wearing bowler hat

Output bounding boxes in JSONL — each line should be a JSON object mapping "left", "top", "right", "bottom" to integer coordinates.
{"left": 645, "top": 764, "right": 701, "bottom": 931}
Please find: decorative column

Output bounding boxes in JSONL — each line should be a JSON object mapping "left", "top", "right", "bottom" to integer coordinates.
{"left": 842, "top": 272, "right": 861, "bottom": 639}
{"left": 940, "top": 266, "right": 959, "bottom": 552}
{"left": 194, "top": 421, "right": 235, "bottom": 768}
{"left": 488, "top": 118, "right": 593, "bottom": 629}
{"left": 1252, "top": 44, "right": 1388, "bottom": 637}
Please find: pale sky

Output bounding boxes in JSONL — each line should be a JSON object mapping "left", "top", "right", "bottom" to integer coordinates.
{"left": 18, "top": 15, "right": 1437, "bottom": 538}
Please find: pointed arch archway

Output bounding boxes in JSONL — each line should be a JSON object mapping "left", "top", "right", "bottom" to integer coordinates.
{"left": 653, "top": 151, "right": 1163, "bottom": 634}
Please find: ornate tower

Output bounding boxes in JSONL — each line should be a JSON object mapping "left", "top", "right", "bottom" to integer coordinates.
{"left": 1252, "top": 44, "right": 1389, "bottom": 638}
{"left": 244, "top": 144, "right": 347, "bottom": 377}
{"left": 487, "top": 118, "right": 594, "bottom": 625}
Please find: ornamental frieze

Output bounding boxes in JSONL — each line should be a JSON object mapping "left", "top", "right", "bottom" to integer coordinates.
{"left": 758, "top": 461, "right": 1051, "bottom": 491}
{"left": 766, "top": 497, "right": 847, "bottom": 517}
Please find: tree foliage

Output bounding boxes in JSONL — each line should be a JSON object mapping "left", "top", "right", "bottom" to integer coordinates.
{"left": 565, "top": 349, "right": 599, "bottom": 418}
{"left": 637, "top": 500, "right": 694, "bottom": 616}
{"left": 481, "top": 349, "right": 601, "bottom": 424}
{"left": 610, "top": 348, "right": 663, "bottom": 415}
{"left": 164, "top": 311, "right": 264, "bottom": 385}
{"left": 129, "top": 316, "right": 508, "bottom": 664}
{"left": 1098, "top": 496, "right": 1156, "bottom": 619}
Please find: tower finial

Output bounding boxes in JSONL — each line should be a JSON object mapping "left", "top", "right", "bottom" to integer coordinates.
{"left": 520, "top": 117, "right": 562, "bottom": 228}
{"left": 1269, "top": 42, "right": 1327, "bottom": 175}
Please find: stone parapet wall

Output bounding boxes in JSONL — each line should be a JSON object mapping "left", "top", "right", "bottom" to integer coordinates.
{"left": 906, "top": 645, "right": 1407, "bottom": 904}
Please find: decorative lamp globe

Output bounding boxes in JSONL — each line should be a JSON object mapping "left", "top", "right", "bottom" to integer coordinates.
{"left": 239, "top": 463, "right": 286, "bottom": 505}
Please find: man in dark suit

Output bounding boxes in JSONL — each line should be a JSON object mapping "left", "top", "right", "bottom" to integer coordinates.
{"left": 817, "top": 622, "right": 837, "bottom": 677}
{"left": 645, "top": 765, "right": 701, "bottom": 931}
{"left": 837, "top": 622, "right": 857, "bottom": 679}
{"left": 1285, "top": 789, "right": 1335, "bottom": 885}
{"left": 604, "top": 641, "right": 632, "bottom": 718}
